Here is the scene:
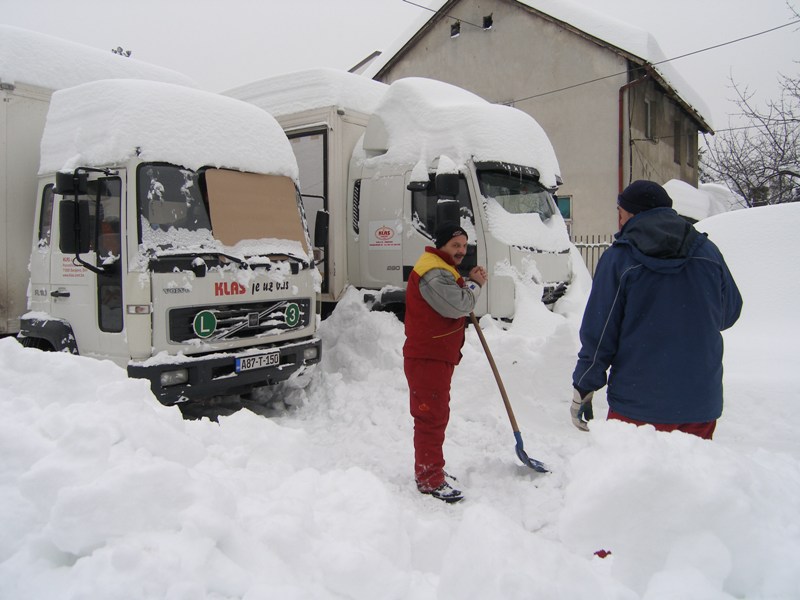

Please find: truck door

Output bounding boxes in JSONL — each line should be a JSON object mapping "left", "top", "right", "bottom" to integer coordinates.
{"left": 50, "top": 174, "right": 127, "bottom": 362}
{"left": 287, "top": 129, "right": 328, "bottom": 292}
{"left": 357, "top": 175, "right": 405, "bottom": 289}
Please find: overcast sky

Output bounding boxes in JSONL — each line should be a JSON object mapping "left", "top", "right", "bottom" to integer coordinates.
{"left": 2, "top": 0, "right": 797, "bottom": 128}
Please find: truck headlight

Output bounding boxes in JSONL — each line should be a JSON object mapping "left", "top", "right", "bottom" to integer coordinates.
{"left": 160, "top": 368, "right": 189, "bottom": 387}
{"left": 303, "top": 347, "right": 319, "bottom": 361}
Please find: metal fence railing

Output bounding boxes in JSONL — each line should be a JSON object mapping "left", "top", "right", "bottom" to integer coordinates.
{"left": 572, "top": 234, "right": 614, "bottom": 277}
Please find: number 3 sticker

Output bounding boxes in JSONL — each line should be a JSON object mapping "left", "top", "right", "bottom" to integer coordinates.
{"left": 285, "top": 303, "right": 300, "bottom": 327}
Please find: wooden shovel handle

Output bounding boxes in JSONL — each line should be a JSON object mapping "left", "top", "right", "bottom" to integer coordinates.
{"left": 469, "top": 312, "right": 520, "bottom": 433}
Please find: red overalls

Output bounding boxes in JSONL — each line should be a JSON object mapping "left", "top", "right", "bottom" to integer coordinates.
{"left": 403, "top": 248, "right": 467, "bottom": 491}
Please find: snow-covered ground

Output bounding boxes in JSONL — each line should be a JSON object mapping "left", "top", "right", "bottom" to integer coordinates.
{"left": 2, "top": 203, "right": 799, "bottom": 599}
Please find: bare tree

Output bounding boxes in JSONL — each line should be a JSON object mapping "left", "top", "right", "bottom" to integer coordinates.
{"left": 701, "top": 72, "right": 799, "bottom": 207}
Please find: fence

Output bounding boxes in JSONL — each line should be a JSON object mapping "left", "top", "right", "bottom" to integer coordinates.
{"left": 572, "top": 234, "right": 614, "bottom": 277}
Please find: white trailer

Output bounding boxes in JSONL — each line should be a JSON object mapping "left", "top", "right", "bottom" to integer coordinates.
{"left": 1, "top": 24, "right": 197, "bottom": 336}
{"left": 226, "top": 69, "right": 577, "bottom": 320}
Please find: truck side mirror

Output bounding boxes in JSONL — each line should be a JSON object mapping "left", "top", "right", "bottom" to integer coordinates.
{"left": 54, "top": 171, "right": 89, "bottom": 195}
{"left": 407, "top": 180, "right": 429, "bottom": 192}
{"left": 436, "top": 199, "right": 460, "bottom": 225}
{"left": 434, "top": 172, "right": 460, "bottom": 199}
{"left": 59, "top": 200, "right": 91, "bottom": 254}
{"left": 313, "top": 210, "right": 329, "bottom": 258}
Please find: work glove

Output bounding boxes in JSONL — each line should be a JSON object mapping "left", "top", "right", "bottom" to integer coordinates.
{"left": 570, "top": 387, "right": 594, "bottom": 431}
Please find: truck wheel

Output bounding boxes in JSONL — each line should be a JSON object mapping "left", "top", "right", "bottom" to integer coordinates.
{"left": 19, "top": 336, "right": 53, "bottom": 351}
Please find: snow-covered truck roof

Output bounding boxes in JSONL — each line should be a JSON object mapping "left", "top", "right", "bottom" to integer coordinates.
{"left": 363, "top": 77, "right": 562, "bottom": 189}
{"left": 224, "top": 68, "right": 388, "bottom": 118}
{"left": 39, "top": 79, "right": 299, "bottom": 180}
{"left": 227, "top": 70, "right": 561, "bottom": 189}
{"left": 0, "top": 25, "right": 197, "bottom": 91}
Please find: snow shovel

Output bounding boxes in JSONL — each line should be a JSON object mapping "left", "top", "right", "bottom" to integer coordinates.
{"left": 469, "top": 313, "right": 549, "bottom": 473}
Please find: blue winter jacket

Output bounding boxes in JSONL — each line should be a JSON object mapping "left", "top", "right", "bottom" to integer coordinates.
{"left": 572, "top": 208, "right": 743, "bottom": 424}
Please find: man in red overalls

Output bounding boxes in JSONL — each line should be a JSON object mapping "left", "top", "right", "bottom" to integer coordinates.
{"left": 403, "top": 222, "right": 487, "bottom": 502}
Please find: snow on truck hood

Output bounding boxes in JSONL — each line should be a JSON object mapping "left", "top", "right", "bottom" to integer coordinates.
{"left": 363, "top": 77, "right": 562, "bottom": 189}
{"left": 39, "top": 79, "right": 299, "bottom": 179}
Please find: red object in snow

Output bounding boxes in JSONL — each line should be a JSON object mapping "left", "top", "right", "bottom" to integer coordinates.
{"left": 594, "top": 549, "right": 613, "bottom": 559}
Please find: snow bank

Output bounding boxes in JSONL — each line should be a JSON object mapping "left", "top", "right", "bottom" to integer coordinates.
{"left": 366, "top": 77, "right": 562, "bottom": 189}
{"left": 697, "top": 202, "right": 799, "bottom": 380}
{"left": 1, "top": 205, "right": 799, "bottom": 599}
{"left": 0, "top": 25, "right": 196, "bottom": 90}
{"left": 39, "top": 79, "right": 299, "bottom": 179}
{"left": 224, "top": 68, "right": 388, "bottom": 117}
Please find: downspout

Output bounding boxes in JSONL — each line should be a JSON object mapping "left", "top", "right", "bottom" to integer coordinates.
{"left": 618, "top": 70, "right": 650, "bottom": 193}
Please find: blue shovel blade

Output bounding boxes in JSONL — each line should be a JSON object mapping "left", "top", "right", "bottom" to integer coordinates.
{"left": 514, "top": 431, "right": 549, "bottom": 473}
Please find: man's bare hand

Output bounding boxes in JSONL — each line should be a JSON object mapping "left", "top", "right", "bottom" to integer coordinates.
{"left": 469, "top": 266, "right": 488, "bottom": 287}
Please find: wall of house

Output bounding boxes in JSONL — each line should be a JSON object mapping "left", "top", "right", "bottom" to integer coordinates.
{"left": 375, "top": 0, "right": 630, "bottom": 239}
{"left": 626, "top": 78, "right": 700, "bottom": 187}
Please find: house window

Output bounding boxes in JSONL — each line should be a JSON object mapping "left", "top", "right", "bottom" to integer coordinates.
{"left": 555, "top": 195, "right": 572, "bottom": 219}
{"left": 687, "top": 129, "right": 695, "bottom": 167}
{"left": 644, "top": 99, "right": 654, "bottom": 140}
{"left": 556, "top": 195, "right": 572, "bottom": 235}
{"left": 673, "top": 120, "right": 682, "bottom": 164}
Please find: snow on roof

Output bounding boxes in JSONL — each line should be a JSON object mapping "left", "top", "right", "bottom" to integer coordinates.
{"left": 700, "top": 182, "right": 746, "bottom": 212}
{"left": 664, "top": 179, "right": 732, "bottom": 221}
{"left": 360, "top": 0, "right": 712, "bottom": 130}
{"left": 364, "top": 77, "right": 561, "bottom": 188}
{"left": 0, "top": 25, "right": 197, "bottom": 91}
{"left": 224, "top": 68, "right": 388, "bottom": 117}
{"left": 39, "top": 79, "right": 298, "bottom": 179}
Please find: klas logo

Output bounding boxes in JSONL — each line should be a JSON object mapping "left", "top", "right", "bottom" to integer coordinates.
{"left": 215, "top": 282, "right": 247, "bottom": 296}
{"left": 375, "top": 226, "right": 394, "bottom": 242}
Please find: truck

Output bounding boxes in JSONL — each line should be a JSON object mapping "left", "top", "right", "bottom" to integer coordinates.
{"left": 225, "top": 69, "right": 577, "bottom": 320}
{"left": 3, "top": 33, "right": 320, "bottom": 408}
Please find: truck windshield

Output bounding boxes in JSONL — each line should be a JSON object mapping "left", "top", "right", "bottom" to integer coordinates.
{"left": 137, "top": 164, "right": 309, "bottom": 257}
{"left": 138, "top": 164, "right": 211, "bottom": 248}
{"left": 476, "top": 167, "right": 556, "bottom": 220}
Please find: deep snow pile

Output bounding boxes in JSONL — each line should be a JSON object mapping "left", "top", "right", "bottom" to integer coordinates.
{"left": 1, "top": 204, "right": 799, "bottom": 599}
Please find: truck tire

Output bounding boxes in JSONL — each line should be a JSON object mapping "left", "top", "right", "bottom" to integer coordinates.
{"left": 19, "top": 336, "right": 53, "bottom": 351}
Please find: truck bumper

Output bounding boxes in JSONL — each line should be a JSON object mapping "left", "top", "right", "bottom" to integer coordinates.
{"left": 128, "top": 337, "right": 322, "bottom": 405}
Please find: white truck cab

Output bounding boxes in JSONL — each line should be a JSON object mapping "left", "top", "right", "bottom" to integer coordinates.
{"left": 19, "top": 79, "right": 321, "bottom": 406}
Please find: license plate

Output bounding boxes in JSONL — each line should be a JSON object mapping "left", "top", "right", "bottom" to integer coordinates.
{"left": 235, "top": 350, "right": 280, "bottom": 372}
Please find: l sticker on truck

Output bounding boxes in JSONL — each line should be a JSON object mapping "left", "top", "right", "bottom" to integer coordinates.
{"left": 193, "top": 310, "right": 217, "bottom": 338}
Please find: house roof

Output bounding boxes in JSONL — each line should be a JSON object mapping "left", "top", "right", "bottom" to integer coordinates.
{"left": 360, "top": 0, "right": 713, "bottom": 133}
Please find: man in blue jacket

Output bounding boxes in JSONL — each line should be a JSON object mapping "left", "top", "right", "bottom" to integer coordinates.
{"left": 571, "top": 180, "right": 743, "bottom": 439}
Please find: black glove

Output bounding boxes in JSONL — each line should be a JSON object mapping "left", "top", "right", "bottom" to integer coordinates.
{"left": 570, "top": 387, "right": 594, "bottom": 431}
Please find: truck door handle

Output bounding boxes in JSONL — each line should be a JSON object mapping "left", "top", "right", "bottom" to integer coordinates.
{"left": 51, "top": 290, "right": 71, "bottom": 298}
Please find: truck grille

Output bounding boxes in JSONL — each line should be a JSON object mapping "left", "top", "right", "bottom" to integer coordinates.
{"left": 168, "top": 299, "right": 312, "bottom": 343}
